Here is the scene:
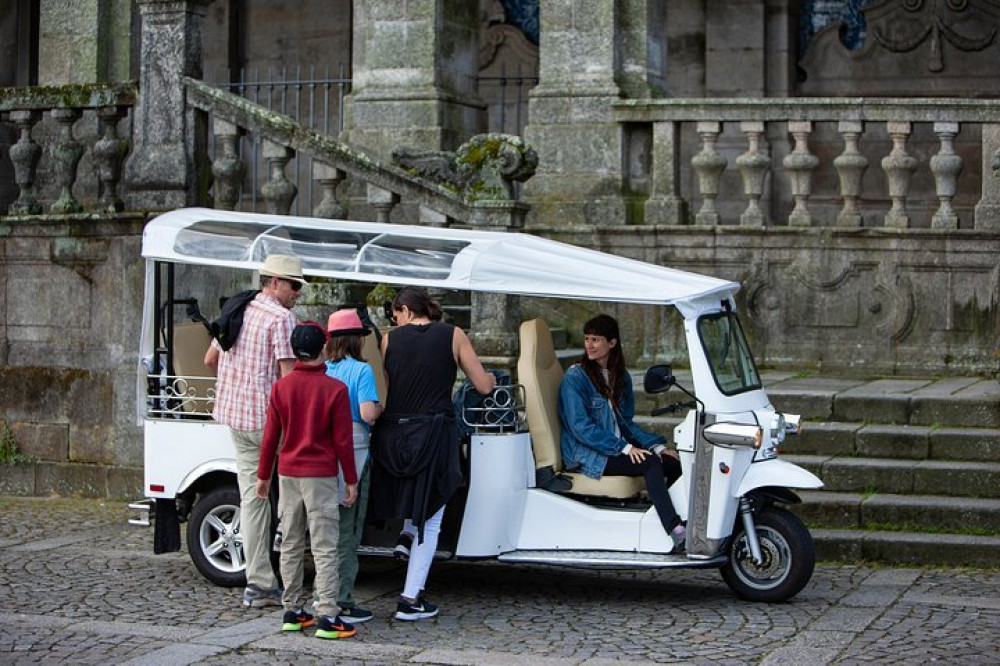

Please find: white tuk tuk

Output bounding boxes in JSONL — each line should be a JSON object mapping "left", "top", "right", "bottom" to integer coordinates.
{"left": 132, "top": 207, "right": 823, "bottom": 603}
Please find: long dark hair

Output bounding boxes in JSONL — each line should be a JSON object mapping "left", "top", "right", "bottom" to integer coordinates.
{"left": 392, "top": 286, "right": 443, "bottom": 322}
{"left": 326, "top": 335, "right": 365, "bottom": 362}
{"left": 579, "top": 314, "right": 627, "bottom": 408}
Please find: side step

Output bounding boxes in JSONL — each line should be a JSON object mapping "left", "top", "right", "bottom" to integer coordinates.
{"left": 496, "top": 549, "right": 727, "bottom": 569}
{"left": 357, "top": 545, "right": 454, "bottom": 560}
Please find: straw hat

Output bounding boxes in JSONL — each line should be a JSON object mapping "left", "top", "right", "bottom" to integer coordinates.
{"left": 259, "top": 254, "right": 307, "bottom": 286}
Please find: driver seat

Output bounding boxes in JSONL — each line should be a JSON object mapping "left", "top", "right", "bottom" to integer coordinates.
{"left": 517, "top": 318, "right": 644, "bottom": 499}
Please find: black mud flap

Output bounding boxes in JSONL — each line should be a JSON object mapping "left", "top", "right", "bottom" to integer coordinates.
{"left": 153, "top": 499, "right": 181, "bottom": 554}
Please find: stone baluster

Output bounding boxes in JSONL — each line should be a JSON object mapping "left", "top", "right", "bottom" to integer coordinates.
{"left": 930, "top": 121, "right": 963, "bottom": 230}
{"left": 367, "top": 184, "right": 399, "bottom": 223}
{"left": 211, "top": 119, "right": 246, "bottom": 211}
{"left": 783, "top": 121, "right": 819, "bottom": 227}
{"left": 92, "top": 106, "right": 128, "bottom": 213}
{"left": 735, "top": 121, "right": 771, "bottom": 226}
{"left": 691, "top": 121, "right": 727, "bottom": 225}
{"left": 881, "top": 121, "right": 918, "bottom": 229}
{"left": 834, "top": 120, "right": 868, "bottom": 227}
{"left": 260, "top": 141, "right": 296, "bottom": 215}
{"left": 49, "top": 108, "right": 84, "bottom": 214}
{"left": 312, "top": 162, "right": 346, "bottom": 218}
{"left": 7, "top": 110, "right": 43, "bottom": 215}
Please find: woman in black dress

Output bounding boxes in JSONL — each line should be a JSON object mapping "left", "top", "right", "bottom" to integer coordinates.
{"left": 371, "top": 287, "right": 495, "bottom": 621}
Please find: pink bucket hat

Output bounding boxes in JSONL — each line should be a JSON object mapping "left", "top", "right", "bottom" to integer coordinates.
{"left": 327, "top": 309, "right": 371, "bottom": 337}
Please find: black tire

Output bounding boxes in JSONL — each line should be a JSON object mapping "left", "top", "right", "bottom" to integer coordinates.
{"left": 720, "top": 506, "right": 815, "bottom": 602}
{"left": 187, "top": 485, "right": 247, "bottom": 588}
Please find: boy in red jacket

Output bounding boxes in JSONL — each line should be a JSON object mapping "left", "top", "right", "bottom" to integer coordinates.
{"left": 255, "top": 322, "right": 358, "bottom": 639}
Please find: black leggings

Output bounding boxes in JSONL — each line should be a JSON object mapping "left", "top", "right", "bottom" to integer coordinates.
{"left": 603, "top": 452, "right": 682, "bottom": 532}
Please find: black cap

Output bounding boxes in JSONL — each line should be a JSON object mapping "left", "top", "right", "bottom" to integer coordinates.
{"left": 290, "top": 322, "right": 328, "bottom": 360}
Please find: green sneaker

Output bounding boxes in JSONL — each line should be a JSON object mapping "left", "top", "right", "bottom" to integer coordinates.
{"left": 281, "top": 609, "right": 315, "bottom": 632}
{"left": 315, "top": 615, "right": 356, "bottom": 639}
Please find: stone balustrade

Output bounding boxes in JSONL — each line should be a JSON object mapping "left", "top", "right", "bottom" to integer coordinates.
{"left": 182, "top": 77, "right": 535, "bottom": 234}
{"left": 0, "top": 83, "right": 135, "bottom": 216}
{"left": 614, "top": 98, "right": 1000, "bottom": 231}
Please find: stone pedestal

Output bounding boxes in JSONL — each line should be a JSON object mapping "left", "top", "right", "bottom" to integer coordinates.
{"left": 123, "top": 0, "right": 210, "bottom": 211}
{"left": 342, "top": 0, "right": 484, "bottom": 157}
{"left": 524, "top": 0, "right": 663, "bottom": 227}
{"left": 468, "top": 201, "right": 527, "bottom": 368}
{"left": 975, "top": 124, "right": 1000, "bottom": 230}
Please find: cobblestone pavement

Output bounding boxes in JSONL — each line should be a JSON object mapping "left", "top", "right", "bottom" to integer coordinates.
{"left": 1, "top": 496, "right": 999, "bottom": 665}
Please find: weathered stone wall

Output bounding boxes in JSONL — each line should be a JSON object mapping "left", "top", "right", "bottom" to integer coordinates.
{"left": 527, "top": 225, "right": 1000, "bottom": 377}
{"left": 0, "top": 214, "right": 146, "bottom": 497}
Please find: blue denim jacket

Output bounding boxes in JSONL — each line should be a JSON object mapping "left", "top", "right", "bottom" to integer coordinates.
{"left": 558, "top": 364, "right": 667, "bottom": 479}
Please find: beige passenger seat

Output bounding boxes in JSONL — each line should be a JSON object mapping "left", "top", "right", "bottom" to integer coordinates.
{"left": 517, "top": 318, "right": 644, "bottom": 498}
{"left": 170, "top": 322, "right": 215, "bottom": 415}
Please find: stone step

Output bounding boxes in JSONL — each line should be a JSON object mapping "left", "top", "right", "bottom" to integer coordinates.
{"left": 795, "top": 490, "right": 1000, "bottom": 534}
{"left": 811, "top": 528, "right": 1000, "bottom": 567}
{"left": 636, "top": 416, "right": 1000, "bottom": 466}
{"left": 627, "top": 370, "right": 1000, "bottom": 428}
{"left": 782, "top": 422, "right": 1000, "bottom": 462}
{"left": 784, "top": 454, "right": 1000, "bottom": 498}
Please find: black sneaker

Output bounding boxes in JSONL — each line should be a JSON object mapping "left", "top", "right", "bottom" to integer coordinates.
{"left": 281, "top": 609, "right": 315, "bottom": 632}
{"left": 315, "top": 615, "right": 356, "bottom": 639}
{"left": 393, "top": 532, "right": 414, "bottom": 560}
{"left": 339, "top": 606, "right": 374, "bottom": 624}
{"left": 395, "top": 596, "right": 438, "bottom": 621}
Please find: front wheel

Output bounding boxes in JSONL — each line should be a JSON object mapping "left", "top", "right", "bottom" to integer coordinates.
{"left": 720, "top": 506, "right": 815, "bottom": 602}
{"left": 187, "top": 485, "right": 247, "bottom": 588}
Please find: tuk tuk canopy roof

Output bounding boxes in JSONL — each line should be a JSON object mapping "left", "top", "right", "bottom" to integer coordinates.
{"left": 142, "top": 208, "right": 739, "bottom": 307}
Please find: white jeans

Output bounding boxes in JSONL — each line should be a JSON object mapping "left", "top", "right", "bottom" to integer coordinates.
{"left": 402, "top": 506, "right": 444, "bottom": 600}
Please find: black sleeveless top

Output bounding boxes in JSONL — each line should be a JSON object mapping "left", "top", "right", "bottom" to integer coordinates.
{"left": 383, "top": 322, "right": 457, "bottom": 417}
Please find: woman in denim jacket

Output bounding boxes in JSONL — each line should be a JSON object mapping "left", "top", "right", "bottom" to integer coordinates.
{"left": 558, "top": 314, "right": 687, "bottom": 550}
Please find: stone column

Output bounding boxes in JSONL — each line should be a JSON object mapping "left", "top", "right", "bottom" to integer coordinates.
{"left": 342, "top": 0, "right": 484, "bottom": 156}
{"left": 123, "top": 0, "right": 210, "bottom": 211}
{"left": 469, "top": 201, "right": 527, "bottom": 369}
{"left": 523, "top": 0, "right": 649, "bottom": 227}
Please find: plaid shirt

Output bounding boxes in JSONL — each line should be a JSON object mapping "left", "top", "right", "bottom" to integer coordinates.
{"left": 213, "top": 293, "right": 298, "bottom": 431}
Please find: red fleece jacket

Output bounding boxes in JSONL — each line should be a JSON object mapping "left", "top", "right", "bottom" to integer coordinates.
{"left": 257, "top": 362, "right": 357, "bottom": 483}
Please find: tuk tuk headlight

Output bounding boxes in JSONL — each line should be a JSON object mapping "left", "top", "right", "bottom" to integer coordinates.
{"left": 703, "top": 422, "right": 763, "bottom": 449}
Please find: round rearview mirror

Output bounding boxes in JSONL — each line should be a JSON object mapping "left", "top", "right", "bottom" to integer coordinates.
{"left": 643, "top": 364, "right": 675, "bottom": 394}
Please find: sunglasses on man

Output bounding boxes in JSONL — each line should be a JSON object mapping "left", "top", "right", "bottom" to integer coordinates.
{"left": 278, "top": 277, "right": 303, "bottom": 292}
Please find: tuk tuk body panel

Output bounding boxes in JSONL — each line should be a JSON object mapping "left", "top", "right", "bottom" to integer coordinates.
{"left": 736, "top": 459, "right": 824, "bottom": 497}
{"left": 705, "top": 446, "right": 751, "bottom": 540}
{"left": 514, "top": 491, "right": 660, "bottom": 553}
{"left": 456, "top": 433, "right": 534, "bottom": 557}
{"left": 143, "top": 420, "right": 234, "bottom": 497}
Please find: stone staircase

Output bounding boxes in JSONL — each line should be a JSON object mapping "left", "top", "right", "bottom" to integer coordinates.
{"left": 629, "top": 369, "right": 1000, "bottom": 567}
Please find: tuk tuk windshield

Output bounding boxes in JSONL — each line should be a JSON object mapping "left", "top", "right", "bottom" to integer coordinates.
{"left": 698, "top": 312, "right": 761, "bottom": 395}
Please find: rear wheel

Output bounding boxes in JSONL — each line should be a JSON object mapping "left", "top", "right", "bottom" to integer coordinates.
{"left": 187, "top": 485, "right": 247, "bottom": 588}
{"left": 720, "top": 506, "right": 814, "bottom": 602}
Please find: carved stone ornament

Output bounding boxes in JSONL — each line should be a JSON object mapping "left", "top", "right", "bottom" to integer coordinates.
{"left": 799, "top": 0, "right": 1000, "bottom": 95}
{"left": 393, "top": 133, "right": 538, "bottom": 201}
{"left": 870, "top": 0, "right": 998, "bottom": 72}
